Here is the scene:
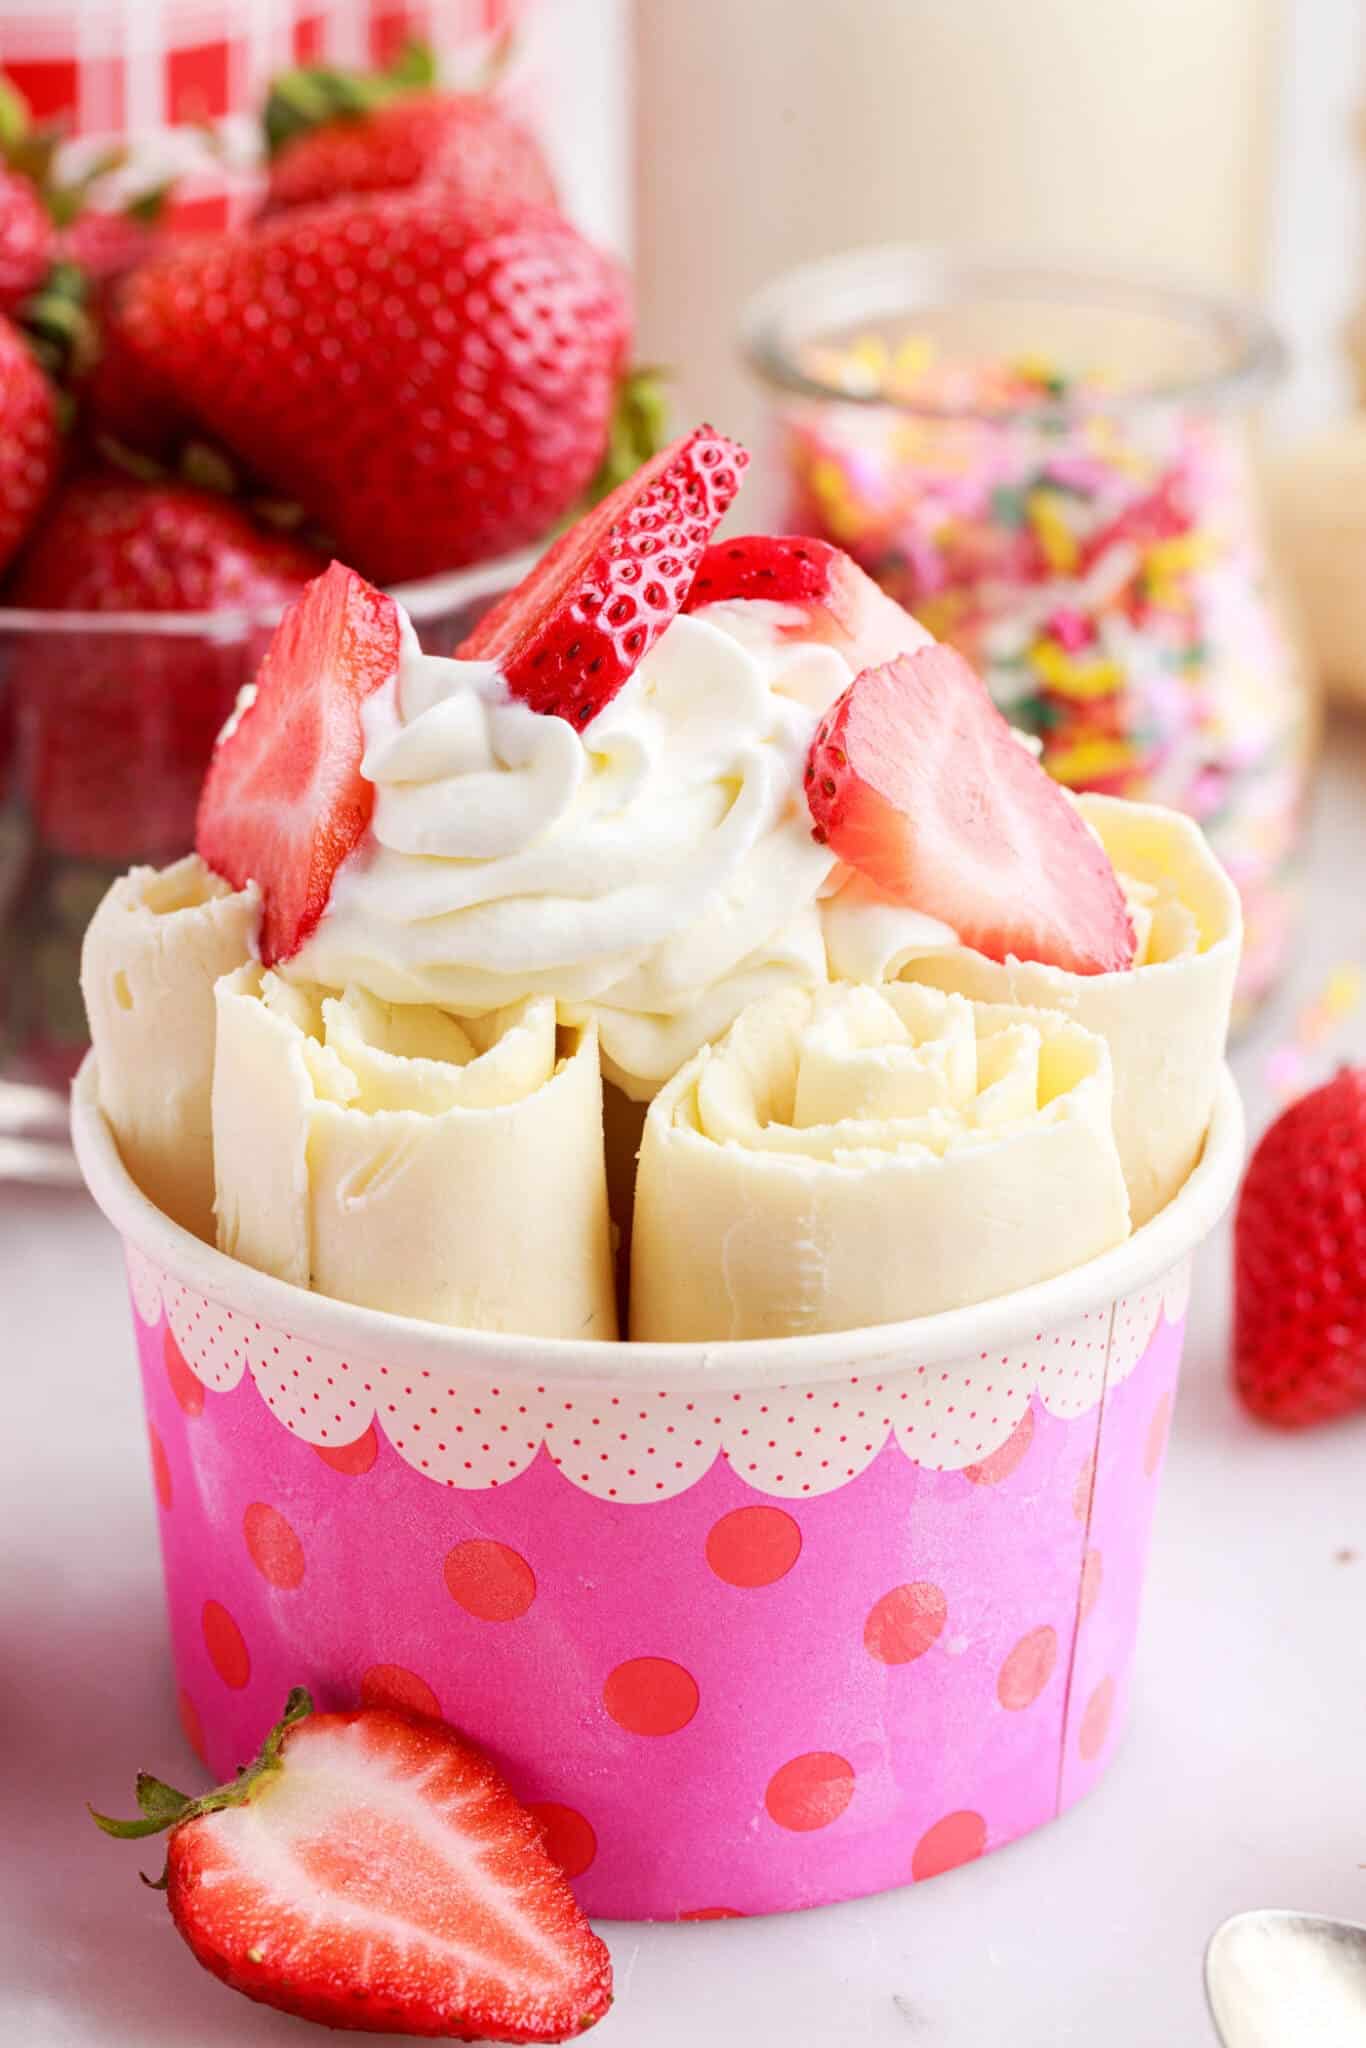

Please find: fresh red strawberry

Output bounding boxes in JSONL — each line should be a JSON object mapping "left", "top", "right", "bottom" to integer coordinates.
{"left": 1234, "top": 1067, "right": 1366, "bottom": 1428}
{"left": 114, "top": 195, "right": 630, "bottom": 583}
{"left": 0, "top": 166, "right": 54, "bottom": 315}
{"left": 683, "top": 532, "right": 933, "bottom": 668}
{"left": 91, "top": 1688, "right": 613, "bottom": 2042}
{"left": 80, "top": 304, "right": 184, "bottom": 456}
{"left": 8, "top": 471, "right": 325, "bottom": 861}
{"left": 459, "top": 425, "right": 747, "bottom": 724}
{"left": 0, "top": 312, "right": 58, "bottom": 572}
{"left": 196, "top": 559, "right": 400, "bottom": 961}
{"left": 58, "top": 207, "right": 188, "bottom": 455}
{"left": 266, "top": 90, "right": 556, "bottom": 216}
{"left": 805, "top": 645, "right": 1137, "bottom": 975}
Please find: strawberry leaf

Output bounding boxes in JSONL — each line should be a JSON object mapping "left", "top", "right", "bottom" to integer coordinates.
{"left": 263, "top": 44, "right": 439, "bottom": 155}
{"left": 135, "top": 1774, "right": 196, "bottom": 1824}
{"left": 577, "top": 366, "right": 669, "bottom": 517}
{"left": 90, "top": 1689, "right": 315, "bottom": 1852}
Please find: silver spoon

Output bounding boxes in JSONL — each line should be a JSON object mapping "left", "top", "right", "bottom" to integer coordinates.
{"left": 1206, "top": 1910, "right": 1366, "bottom": 2047}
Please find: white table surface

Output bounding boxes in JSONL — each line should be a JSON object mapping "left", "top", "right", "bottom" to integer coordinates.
{"left": 4, "top": 719, "right": 1366, "bottom": 2048}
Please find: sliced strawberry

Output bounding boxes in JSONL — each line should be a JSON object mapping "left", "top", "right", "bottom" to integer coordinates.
{"left": 683, "top": 531, "right": 932, "bottom": 669}
{"left": 459, "top": 424, "right": 748, "bottom": 725}
{"left": 92, "top": 1689, "right": 612, "bottom": 2043}
{"left": 684, "top": 533, "right": 846, "bottom": 609}
{"left": 196, "top": 562, "right": 400, "bottom": 964}
{"left": 806, "top": 645, "right": 1137, "bottom": 976}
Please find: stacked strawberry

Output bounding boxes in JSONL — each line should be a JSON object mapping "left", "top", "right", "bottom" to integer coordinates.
{"left": 0, "top": 45, "right": 638, "bottom": 876}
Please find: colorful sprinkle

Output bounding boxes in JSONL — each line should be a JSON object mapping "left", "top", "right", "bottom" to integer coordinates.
{"left": 777, "top": 331, "right": 1313, "bottom": 1016}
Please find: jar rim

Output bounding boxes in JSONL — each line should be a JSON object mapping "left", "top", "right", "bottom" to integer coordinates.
{"left": 743, "top": 245, "right": 1286, "bottom": 421}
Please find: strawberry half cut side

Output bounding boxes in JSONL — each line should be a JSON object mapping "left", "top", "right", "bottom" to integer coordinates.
{"left": 91, "top": 1688, "right": 613, "bottom": 2044}
{"left": 196, "top": 561, "right": 401, "bottom": 966}
{"left": 805, "top": 645, "right": 1137, "bottom": 976}
{"left": 458, "top": 424, "right": 748, "bottom": 725}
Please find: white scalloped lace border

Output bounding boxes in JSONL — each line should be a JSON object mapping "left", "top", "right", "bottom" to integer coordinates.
{"left": 126, "top": 1248, "right": 1190, "bottom": 1501}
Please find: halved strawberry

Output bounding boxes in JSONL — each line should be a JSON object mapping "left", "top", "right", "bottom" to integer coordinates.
{"left": 459, "top": 425, "right": 748, "bottom": 725}
{"left": 92, "top": 1689, "right": 612, "bottom": 2043}
{"left": 683, "top": 532, "right": 932, "bottom": 669}
{"left": 806, "top": 645, "right": 1137, "bottom": 976}
{"left": 196, "top": 561, "right": 400, "bottom": 964}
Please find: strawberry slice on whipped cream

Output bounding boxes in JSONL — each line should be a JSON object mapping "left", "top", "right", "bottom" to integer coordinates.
{"left": 805, "top": 644, "right": 1137, "bottom": 976}
{"left": 460, "top": 424, "right": 747, "bottom": 724}
{"left": 683, "top": 532, "right": 933, "bottom": 670}
{"left": 196, "top": 561, "right": 401, "bottom": 965}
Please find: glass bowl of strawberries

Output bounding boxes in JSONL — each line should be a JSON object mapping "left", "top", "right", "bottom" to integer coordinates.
{"left": 0, "top": 45, "right": 646, "bottom": 1176}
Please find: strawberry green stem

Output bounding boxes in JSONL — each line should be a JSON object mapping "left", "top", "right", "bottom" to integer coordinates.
{"left": 90, "top": 1688, "right": 315, "bottom": 1884}
{"left": 263, "top": 42, "right": 439, "bottom": 155}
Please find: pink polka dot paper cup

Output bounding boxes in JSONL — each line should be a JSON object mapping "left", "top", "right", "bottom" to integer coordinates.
{"left": 72, "top": 1055, "right": 1242, "bottom": 1921}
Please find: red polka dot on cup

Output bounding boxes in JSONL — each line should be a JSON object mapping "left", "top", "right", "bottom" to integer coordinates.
{"left": 201, "top": 1599, "right": 250, "bottom": 1689}
{"left": 177, "top": 1687, "right": 206, "bottom": 1765}
{"left": 243, "top": 1502, "right": 306, "bottom": 1590}
{"left": 1073, "top": 1448, "right": 1097, "bottom": 1520}
{"left": 765, "top": 1752, "right": 855, "bottom": 1832}
{"left": 996, "top": 1625, "right": 1057, "bottom": 1711}
{"left": 529, "top": 1802, "right": 597, "bottom": 1879}
{"left": 1079, "top": 1675, "right": 1116, "bottom": 1761}
{"left": 603, "top": 1658, "right": 699, "bottom": 1737}
{"left": 443, "top": 1540, "right": 536, "bottom": 1621}
{"left": 360, "top": 1664, "right": 440, "bottom": 1720}
{"left": 1079, "top": 1549, "right": 1103, "bottom": 1620}
{"left": 164, "top": 1328, "right": 204, "bottom": 1417}
{"left": 912, "top": 1809, "right": 987, "bottom": 1881}
{"left": 864, "top": 1582, "right": 947, "bottom": 1665}
{"left": 705, "top": 1505, "right": 802, "bottom": 1587}
{"left": 314, "top": 1423, "right": 379, "bottom": 1476}
{"left": 963, "top": 1406, "right": 1035, "bottom": 1486}
{"left": 147, "top": 1425, "right": 172, "bottom": 1511}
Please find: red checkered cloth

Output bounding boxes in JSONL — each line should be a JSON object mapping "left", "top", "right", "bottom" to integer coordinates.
{"left": 0, "top": 0, "right": 526, "bottom": 232}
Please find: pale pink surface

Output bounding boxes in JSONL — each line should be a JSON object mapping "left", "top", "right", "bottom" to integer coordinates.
{"left": 134, "top": 1283, "right": 1182, "bottom": 1921}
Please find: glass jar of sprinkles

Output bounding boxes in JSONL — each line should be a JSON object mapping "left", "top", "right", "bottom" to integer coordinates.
{"left": 745, "top": 249, "right": 1312, "bottom": 1023}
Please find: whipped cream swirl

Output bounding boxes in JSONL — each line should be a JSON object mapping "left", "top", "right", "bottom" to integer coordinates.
{"left": 289, "top": 602, "right": 954, "bottom": 1098}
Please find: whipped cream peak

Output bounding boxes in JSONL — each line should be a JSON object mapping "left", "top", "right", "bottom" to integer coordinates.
{"left": 287, "top": 595, "right": 960, "bottom": 1098}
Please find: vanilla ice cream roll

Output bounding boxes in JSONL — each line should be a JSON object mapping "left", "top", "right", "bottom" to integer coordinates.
{"left": 213, "top": 973, "right": 616, "bottom": 1338}
{"left": 893, "top": 796, "right": 1241, "bottom": 1227}
{"left": 630, "top": 981, "right": 1130, "bottom": 1342}
{"left": 80, "top": 855, "right": 260, "bottom": 1241}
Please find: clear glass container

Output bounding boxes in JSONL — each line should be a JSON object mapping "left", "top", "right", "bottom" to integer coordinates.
{"left": 0, "top": 553, "right": 530, "bottom": 1181}
{"left": 745, "top": 249, "right": 1313, "bottom": 1026}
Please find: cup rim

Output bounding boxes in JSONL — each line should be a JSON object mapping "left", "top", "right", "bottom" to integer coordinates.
{"left": 743, "top": 244, "right": 1286, "bottom": 421}
{"left": 0, "top": 548, "right": 538, "bottom": 638}
{"left": 72, "top": 1054, "right": 1242, "bottom": 1389}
